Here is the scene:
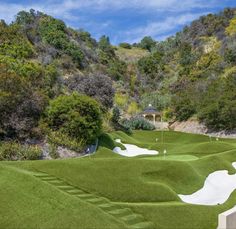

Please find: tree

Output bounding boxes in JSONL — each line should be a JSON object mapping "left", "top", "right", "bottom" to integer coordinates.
{"left": 107, "top": 60, "right": 127, "bottom": 81}
{"left": 98, "top": 35, "right": 115, "bottom": 64}
{"left": 198, "top": 75, "right": 236, "bottom": 130}
{"left": 119, "top": 42, "right": 132, "bottom": 49}
{"left": 138, "top": 51, "right": 164, "bottom": 82}
{"left": 98, "top": 35, "right": 112, "bottom": 51}
{"left": 139, "top": 36, "right": 156, "bottom": 52}
{"left": 45, "top": 93, "right": 102, "bottom": 145}
{"left": 67, "top": 74, "right": 115, "bottom": 111}
{"left": 0, "top": 67, "right": 46, "bottom": 139}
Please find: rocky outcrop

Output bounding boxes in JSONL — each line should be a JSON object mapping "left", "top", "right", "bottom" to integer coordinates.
{"left": 41, "top": 142, "right": 86, "bottom": 160}
{"left": 169, "top": 120, "right": 236, "bottom": 139}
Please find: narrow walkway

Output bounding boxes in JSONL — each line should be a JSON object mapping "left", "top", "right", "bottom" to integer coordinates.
{"left": 33, "top": 171, "right": 155, "bottom": 229}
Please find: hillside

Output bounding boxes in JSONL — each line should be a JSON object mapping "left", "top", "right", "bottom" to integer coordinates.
{"left": 0, "top": 8, "right": 235, "bottom": 153}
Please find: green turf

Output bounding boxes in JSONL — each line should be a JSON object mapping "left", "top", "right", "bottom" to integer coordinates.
{"left": 1, "top": 130, "right": 236, "bottom": 229}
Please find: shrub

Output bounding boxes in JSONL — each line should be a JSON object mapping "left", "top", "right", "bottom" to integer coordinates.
{"left": 121, "top": 117, "right": 155, "bottom": 130}
{"left": 67, "top": 74, "right": 114, "bottom": 111}
{"left": 45, "top": 93, "right": 102, "bottom": 145}
{"left": 0, "top": 69, "right": 47, "bottom": 139}
{"left": 48, "top": 142, "right": 59, "bottom": 159}
{"left": 0, "top": 141, "right": 41, "bottom": 161}
{"left": 127, "top": 101, "right": 140, "bottom": 115}
{"left": 47, "top": 131, "right": 83, "bottom": 152}
{"left": 111, "top": 107, "right": 121, "bottom": 124}
{"left": 119, "top": 43, "right": 132, "bottom": 49}
{"left": 114, "top": 93, "right": 129, "bottom": 108}
{"left": 138, "top": 36, "right": 156, "bottom": 52}
{"left": 107, "top": 60, "right": 127, "bottom": 81}
{"left": 197, "top": 75, "right": 236, "bottom": 130}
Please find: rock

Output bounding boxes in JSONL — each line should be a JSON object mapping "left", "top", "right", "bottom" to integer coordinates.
{"left": 170, "top": 119, "right": 236, "bottom": 139}
{"left": 169, "top": 120, "right": 207, "bottom": 134}
{"left": 57, "top": 146, "right": 84, "bottom": 158}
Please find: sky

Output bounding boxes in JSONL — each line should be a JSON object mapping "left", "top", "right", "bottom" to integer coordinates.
{"left": 0, "top": 0, "right": 235, "bottom": 44}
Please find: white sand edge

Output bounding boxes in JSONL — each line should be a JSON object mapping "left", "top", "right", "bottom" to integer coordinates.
{"left": 179, "top": 162, "right": 236, "bottom": 206}
{"left": 113, "top": 139, "right": 159, "bottom": 157}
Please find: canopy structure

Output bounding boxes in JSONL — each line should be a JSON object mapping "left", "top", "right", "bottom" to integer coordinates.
{"left": 141, "top": 104, "right": 161, "bottom": 125}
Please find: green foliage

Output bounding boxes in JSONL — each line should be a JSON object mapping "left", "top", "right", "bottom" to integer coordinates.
{"left": 107, "top": 60, "right": 127, "bottom": 80}
{"left": 111, "top": 107, "right": 121, "bottom": 124}
{"left": 45, "top": 93, "right": 102, "bottom": 145}
{"left": 226, "top": 17, "right": 236, "bottom": 36}
{"left": 98, "top": 35, "right": 112, "bottom": 52}
{"left": 127, "top": 101, "right": 140, "bottom": 115}
{"left": 121, "top": 117, "right": 155, "bottom": 130}
{"left": 114, "top": 93, "right": 129, "bottom": 108}
{"left": 198, "top": 75, "right": 236, "bottom": 130}
{"left": 119, "top": 42, "right": 132, "bottom": 49}
{"left": 138, "top": 51, "right": 164, "bottom": 82}
{"left": 15, "top": 9, "right": 36, "bottom": 26}
{"left": 77, "top": 29, "right": 96, "bottom": 48}
{"left": 172, "top": 86, "right": 197, "bottom": 121}
{"left": 0, "top": 68, "right": 47, "bottom": 139}
{"left": 223, "top": 36, "right": 236, "bottom": 64}
{"left": 47, "top": 131, "right": 84, "bottom": 152}
{"left": 39, "top": 15, "right": 84, "bottom": 66}
{"left": 0, "top": 23, "right": 34, "bottom": 59}
{"left": 0, "top": 141, "right": 41, "bottom": 161}
{"left": 39, "top": 16, "right": 67, "bottom": 49}
{"left": 98, "top": 35, "right": 116, "bottom": 64}
{"left": 65, "top": 42, "right": 84, "bottom": 65}
{"left": 138, "top": 36, "right": 156, "bottom": 52}
{"left": 179, "top": 42, "right": 195, "bottom": 66}
{"left": 129, "top": 74, "right": 137, "bottom": 94}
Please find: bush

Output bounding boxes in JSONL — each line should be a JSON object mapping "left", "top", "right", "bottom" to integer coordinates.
{"left": 119, "top": 43, "right": 132, "bottom": 49}
{"left": 127, "top": 101, "right": 140, "bottom": 115}
{"left": 138, "top": 36, "right": 156, "bottom": 52}
{"left": 47, "top": 131, "right": 84, "bottom": 152}
{"left": 0, "top": 141, "right": 41, "bottom": 161}
{"left": 198, "top": 75, "right": 236, "bottom": 130}
{"left": 107, "top": 60, "right": 127, "bottom": 81}
{"left": 114, "top": 93, "right": 129, "bottom": 108}
{"left": 111, "top": 107, "right": 121, "bottom": 124}
{"left": 45, "top": 93, "right": 102, "bottom": 145}
{"left": 67, "top": 74, "right": 114, "bottom": 111}
{"left": 121, "top": 117, "right": 155, "bottom": 130}
{"left": 0, "top": 69, "right": 47, "bottom": 139}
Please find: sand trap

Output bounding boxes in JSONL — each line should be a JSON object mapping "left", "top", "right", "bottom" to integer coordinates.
{"left": 179, "top": 162, "right": 236, "bottom": 206}
{"left": 113, "top": 139, "right": 159, "bottom": 157}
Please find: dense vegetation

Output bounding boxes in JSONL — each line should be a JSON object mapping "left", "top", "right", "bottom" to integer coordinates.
{"left": 45, "top": 93, "right": 102, "bottom": 147}
{"left": 133, "top": 8, "right": 236, "bottom": 130}
{"left": 0, "top": 8, "right": 235, "bottom": 159}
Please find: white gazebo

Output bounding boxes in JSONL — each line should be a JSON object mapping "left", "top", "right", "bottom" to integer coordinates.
{"left": 141, "top": 104, "right": 162, "bottom": 125}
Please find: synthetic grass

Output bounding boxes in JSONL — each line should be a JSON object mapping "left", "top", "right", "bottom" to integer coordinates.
{"left": 1, "top": 130, "right": 236, "bottom": 229}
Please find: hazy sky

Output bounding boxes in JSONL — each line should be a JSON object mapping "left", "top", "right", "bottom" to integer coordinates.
{"left": 0, "top": 0, "right": 235, "bottom": 44}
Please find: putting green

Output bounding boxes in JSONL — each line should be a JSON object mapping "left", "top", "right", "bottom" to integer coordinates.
{"left": 144, "top": 154, "right": 199, "bottom": 161}
{"left": 0, "top": 130, "right": 236, "bottom": 229}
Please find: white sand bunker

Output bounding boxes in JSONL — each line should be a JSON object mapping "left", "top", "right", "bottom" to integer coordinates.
{"left": 113, "top": 139, "right": 159, "bottom": 157}
{"left": 179, "top": 162, "right": 236, "bottom": 206}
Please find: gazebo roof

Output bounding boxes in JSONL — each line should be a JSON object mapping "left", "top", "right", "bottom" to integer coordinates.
{"left": 142, "top": 104, "right": 160, "bottom": 115}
